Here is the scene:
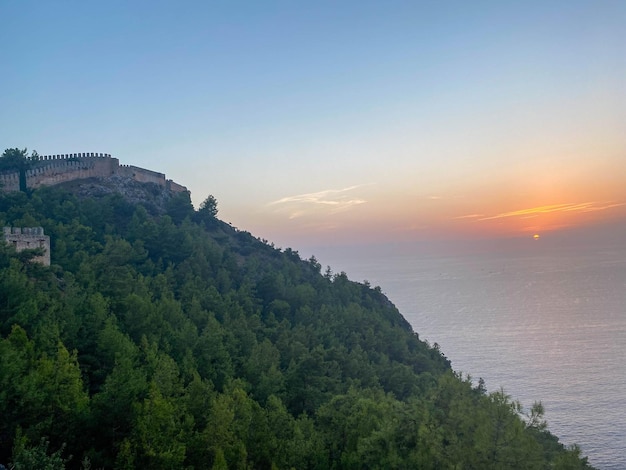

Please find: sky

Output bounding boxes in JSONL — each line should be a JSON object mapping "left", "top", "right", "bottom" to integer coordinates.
{"left": 2, "top": 0, "right": 625, "bottom": 253}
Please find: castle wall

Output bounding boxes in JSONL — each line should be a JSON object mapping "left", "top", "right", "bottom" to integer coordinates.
{"left": 117, "top": 165, "right": 166, "bottom": 186}
{"left": 166, "top": 179, "right": 188, "bottom": 193}
{"left": 26, "top": 157, "right": 119, "bottom": 188}
{"left": 3, "top": 226, "right": 51, "bottom": 265}
{"left": 0, "top": 172, "right": 21, "bottom": 192}
{"left": 0, "top": 152, "right": 187, "bottom": 195}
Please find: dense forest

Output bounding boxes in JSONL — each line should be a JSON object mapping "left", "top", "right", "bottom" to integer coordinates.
{"left": 0, "top": 149, "right": 592, "bottom": 469}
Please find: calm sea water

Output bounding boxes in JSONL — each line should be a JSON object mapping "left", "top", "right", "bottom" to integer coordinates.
{"left": 312, "top": 242, "right": 626, "bottom": 470}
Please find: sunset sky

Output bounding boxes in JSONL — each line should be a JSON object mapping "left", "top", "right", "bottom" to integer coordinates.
{"left": 2, "top": 1, "right": 625, "bottom": 251}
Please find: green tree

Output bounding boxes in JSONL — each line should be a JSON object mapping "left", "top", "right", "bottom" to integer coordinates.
{"left": 130, "top": 383, "right": 191, "bottom": 469}
{"left": 195, "top": 194, "right": 219, "bottom": 227}
{"left": 166, "top": 191, "right": 194, "bottom": 224}
{"left": 0, "top": 327, "right": 88, "bottom": 464}
{"left": 11, "top": 433, "right": 67, "bottom": 470}
{"left": 200, "top": 195, "right": 218, "bottom": 217}
{"left": 0, "top": 148, "right": 38, "bottom": 191}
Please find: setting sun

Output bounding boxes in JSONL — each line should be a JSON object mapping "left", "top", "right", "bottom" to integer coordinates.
{"left": 533, "top": 234, "right": 540, "bottom": 240}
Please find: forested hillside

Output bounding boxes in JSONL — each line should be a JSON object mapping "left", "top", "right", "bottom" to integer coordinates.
{"left": 0, "top": 173, "right": 592, "bottom": 468}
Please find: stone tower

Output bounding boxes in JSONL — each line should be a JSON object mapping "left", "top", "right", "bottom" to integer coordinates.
{"left": 3, "top": 227, "right": 50, "bottom": 265}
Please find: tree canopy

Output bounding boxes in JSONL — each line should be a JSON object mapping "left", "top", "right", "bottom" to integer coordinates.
{"left": 0, "top": 158, "right": 593, "bottom": 469}
{"left": 0, "top": 148, "right": 39, "bottom": 191}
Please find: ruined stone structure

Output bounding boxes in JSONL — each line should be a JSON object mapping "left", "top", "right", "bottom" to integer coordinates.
{"left": 3, "top": 227, "right": 51, "bottom": 265}
{"left": 0, "top": 152, "right": 187, "bottom": 193}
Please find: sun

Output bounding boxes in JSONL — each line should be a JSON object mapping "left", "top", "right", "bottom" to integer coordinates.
{"left": 533, "top": 234, "right": 540, "bottom": 240}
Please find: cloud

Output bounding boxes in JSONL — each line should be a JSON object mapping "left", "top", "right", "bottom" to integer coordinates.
{"left": 478, "top": 201, "right": 626, "bottom": 221}
{"left": 578, "top": 202, "right": 626, "bottom": 213}
{"left": 452, "top": 213, "right": 484, "bottom": 220}
{"left": 269, "top": 185, "right": 369, "bottom": 218}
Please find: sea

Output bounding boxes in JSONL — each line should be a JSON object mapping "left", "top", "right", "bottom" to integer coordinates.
{"left": 310, "top": 238, "right": 626, "bottom": 470}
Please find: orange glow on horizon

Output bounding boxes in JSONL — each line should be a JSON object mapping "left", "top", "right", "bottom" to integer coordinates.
{"left": 442, "top": 199, "right": 626, "bottom": 239}
{"left": 246, "top": 176, "right": 626, "bottom": 247}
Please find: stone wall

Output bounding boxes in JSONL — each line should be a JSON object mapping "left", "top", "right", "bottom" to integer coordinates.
{"left": 3, "top": 226, "right": 51, "bottom": 265}
{"left": 117, "top": 164, "right": 166, "bottom": 186}
{"left": 166, "top": 179, "right": 188, "bottom": 193}
{"left": 0, "top": 172, "right": 20, "bottom": 192}
{"left": 0, "top": 153, "right": 188, "bottom": 194}
{"left": 26, "top": 157, "right": 119, "bottom": 188}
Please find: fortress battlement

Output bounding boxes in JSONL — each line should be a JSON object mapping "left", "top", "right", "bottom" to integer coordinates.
{"left": 0, "top": 152, "right": 187, "bottom": 194}
{"left": 39, "top": 153, "right": 112, "bottom": 160}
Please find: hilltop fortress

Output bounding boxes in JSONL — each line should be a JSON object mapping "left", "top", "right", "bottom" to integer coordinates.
{"left": 0, "top": 152, "right": 187, "bottom": 193}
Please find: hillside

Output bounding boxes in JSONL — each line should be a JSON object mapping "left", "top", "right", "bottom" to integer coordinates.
{"left": 0, "top": 164, "right": 592, "bottom": 467}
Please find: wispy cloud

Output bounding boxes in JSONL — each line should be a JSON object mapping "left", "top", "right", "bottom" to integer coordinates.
{"left": 477, "top": 202, "right": 625, "bottom": 221}
{"left": 269, "top": 185, "right": 369, "bottom": 218}
{"left": 578, "top": 202, "right": 626, "bottom": 213}
{"left": 453, "top": 213, "right": 484, "bottom": 220}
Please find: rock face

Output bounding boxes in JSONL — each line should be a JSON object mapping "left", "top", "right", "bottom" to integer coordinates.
{"left": 57, "top": 174, "right": 187, "bottom": 215}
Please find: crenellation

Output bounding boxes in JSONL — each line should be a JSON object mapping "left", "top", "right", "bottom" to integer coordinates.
{"left": 1, "top": 152, "right": 186, "bottom": 193}
{"left": 0, "top": 172, "right": 20, "bottom": 192}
